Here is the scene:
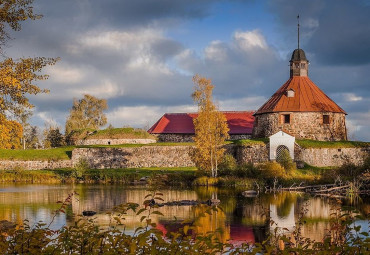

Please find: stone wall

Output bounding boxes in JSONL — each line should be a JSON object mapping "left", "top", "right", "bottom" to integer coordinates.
{"left": 253, "top": 112, "right": 347, "bottom": 141}
{"left": 0, "top": 160, "right": 72, "bottom": 170}
{"left": 155, "top": 133, "right": 252, "bottom": 142}
{"left": 74, "top": 138, "right": 156, "bottom": 146}
{"left": 1, "top": 144, "right": 367, "bottom": 170}
{"left": 155, "top": 134, "right": 194, "bottom": 142}
{"left": 235, "top": 144, "right": 269, "bottom": 164}
{"left": 296, "top": 146, "right": 369, "bottom": 167}
{"left": 72, "top": 146, "right": 195, "bottom": 169}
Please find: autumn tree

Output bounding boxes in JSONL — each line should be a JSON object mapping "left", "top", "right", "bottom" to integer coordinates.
{"left": 191, "top": 75, "right": 229, "bottom": 177}
{"left": 65, "top": 94, "right": 108, "bottom": 135}
{"left": 0, "top": 114, "right": 22, "bottom": 149}
{"left": 0, "top": 0, "right": 59, "bottom": 149}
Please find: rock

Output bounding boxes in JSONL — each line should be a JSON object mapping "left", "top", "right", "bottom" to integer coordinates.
{"left": 0, "top": 220, "right": 16, "bottom": 231}
{"left": 206, "top": 199, "right": 221, "bottom": 205}
{"left": 82, "top": 210, "right": 97, "bottom": 216}
{"left": 242, "top": 190, "right": 258, "bottom": 197}
{"left": 295, "top": 161, "right": 305, "bottom": 169}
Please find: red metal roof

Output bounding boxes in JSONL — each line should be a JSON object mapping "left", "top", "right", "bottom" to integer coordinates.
{"left": 255, "top": 76, "right": 346, "bottom": 115}
{"left": 148, "top": 111, "right": 255, "bottom": 134}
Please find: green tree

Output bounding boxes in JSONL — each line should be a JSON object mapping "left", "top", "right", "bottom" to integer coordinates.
{"left": 43, "top": 126, "right": 63, "bottom": 148}
{"left": 191, "top": 75, "right": 229, "bottom": 177}
{"left": 65, "top": 94, "right": 108, "bottom": 135}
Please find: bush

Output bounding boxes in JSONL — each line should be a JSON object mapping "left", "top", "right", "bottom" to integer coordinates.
{"left": 236, "top": 163, "right": 260, "bottom": 178}
{"left": 218, "top": 154, "right": 237, "bottom": 176}
{"left": 258, "top": 161, "right": 286, "bottom": 179}
{"left": 276, "top": 149, "right": 296, "bottom": 174}
{"left": 72, "top": 157, "right": 89, "bottom": 180}
{"left": 337, "top": 162, "right": 362, "bottom": 180}
{"left": 193, "top": 176, "right": 219, "bottom": 186}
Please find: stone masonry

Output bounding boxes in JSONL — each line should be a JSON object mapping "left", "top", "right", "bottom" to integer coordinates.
{"left": 0, "top": 144, "right": 367, "bottom": 170}
{"left": 71, "top": 146, "right": 195, "bottom": 169}
{"left": 253, "top": 112, "right": 347, "bottom": 141}
{"left": 74, "top": 138, "right": 156, "bottom": 146}
{"left": 0, "top": 160, "right": 72, "bottom": 170}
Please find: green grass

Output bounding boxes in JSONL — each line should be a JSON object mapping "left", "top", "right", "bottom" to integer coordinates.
{"left": 0, "top": 143, "right": 194, "bottom": 161}
{"left": 0, "top": 167, "right": 197, "bottom": 184}
{"left": 233, "top": 138, "right": 268, "bottom": 146}
{"left": 69, "top": 127, "right": 156, "bottom": 140}
{"left": 0, "top": 146, "right": 74, "bottom": 161}
{"left": 296, "top": 139, "right": 370, "bottom": 148}
{"left": 77, "top": 142, "right": 194, "bottom": 148}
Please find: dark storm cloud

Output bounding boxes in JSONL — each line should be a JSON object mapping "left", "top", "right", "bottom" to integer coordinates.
{"left": 268, "top": 0, "right": 370, "bottom": 66}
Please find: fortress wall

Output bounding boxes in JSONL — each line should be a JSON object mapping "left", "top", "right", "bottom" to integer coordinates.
{"left": 0, "top": 144, "right": 368, "bottom": 170}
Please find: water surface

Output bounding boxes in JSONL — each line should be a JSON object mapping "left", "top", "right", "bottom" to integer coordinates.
{"left": 0, "top": 183, "right": 368, "bottom": 243}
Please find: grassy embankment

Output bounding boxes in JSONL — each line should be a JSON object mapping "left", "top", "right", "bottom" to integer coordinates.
{"left": 69, "top": 127, "right": 156, "bottom": 140}
{"left": 0, "top": 139, "right": 368, "bottom": 186}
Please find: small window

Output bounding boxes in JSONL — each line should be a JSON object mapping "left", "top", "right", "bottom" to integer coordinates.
{"left": 255, "top": 116, "right": 258, "bottom": 126}
{"left": 287, "top": 89, "right": 295, "bottom": 98}
{"left": 281, "top": 114, "right": 290, "bottom": 124}
{"left": 295, "top": 63, "right": 299, "bottom": 68}
{"left": 323, "top": 115, "right": 330, "bottom": 124}
{"left": 108, "top": 141, "right": 111, "bottom": 145}
{"left": 301, "top": 63, "right": 306, "bottom": 68}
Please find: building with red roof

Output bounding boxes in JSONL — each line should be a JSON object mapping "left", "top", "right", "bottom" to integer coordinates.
{"left": 252, "top": 48, "right": 347, "bottom": 141}
{"left": 148, "top": 111, "right": 255, "bottom": 142}
{"left": 149, "top": 45, "right": 347, "bottom": 142}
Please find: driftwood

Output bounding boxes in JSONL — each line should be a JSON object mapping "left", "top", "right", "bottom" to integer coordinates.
{"left": 310, "top": 185, "right": 350, "bottom": 193}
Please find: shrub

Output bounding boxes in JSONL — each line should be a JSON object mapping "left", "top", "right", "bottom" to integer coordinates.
{"left": 193, "top": 176, "right": 219, "bottom": 186}
{"left": 236, "top": 163, "right": 260, "bottom": 178}
{"left": 258, "top": 161, "right": 286, "bottom": 179}
{"left": 276, "top": 149, "right": 296, "bottom": 174}
{"left": 337, "top": 162, "right": 362, "bottom": 180}
{"left": 218, "top": 154, "right": 237, "bottom": 176}
{"left": 72, "top": 157, "right": 89, "bottom": 180}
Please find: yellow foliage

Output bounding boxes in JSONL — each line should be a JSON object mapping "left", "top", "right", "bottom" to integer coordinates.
{"left": 258, "top": 161, "right": 286, "bottom": 179}
{"left": 191, "top": 75, "right": 229, "bottom": 177}
{"left": 0, "top": 114, "right": 22, "bottom": 149}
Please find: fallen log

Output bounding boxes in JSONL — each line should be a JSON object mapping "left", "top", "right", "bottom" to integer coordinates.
{"left": 310, "top": 185, "right": 350, "bottom": 193}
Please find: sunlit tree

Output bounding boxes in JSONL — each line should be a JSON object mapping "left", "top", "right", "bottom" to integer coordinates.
{"left": 191, "top": 75, "right": 229, "bottom": 177}
{"left": 0, "top": 0, "right": 59, "bottom": 149}
{"left": 65, "top": 94, "right": 108, "bottom": 135}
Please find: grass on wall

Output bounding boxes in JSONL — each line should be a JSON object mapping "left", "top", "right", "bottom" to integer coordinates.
{"left": 0, "top": 147, "right": 74, "bottom": 161}
{"left": 296, "top": 139, "right": 370, "bottom": 148}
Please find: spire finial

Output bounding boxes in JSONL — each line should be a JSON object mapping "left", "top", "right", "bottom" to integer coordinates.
{"left": 297, "top": 14, "right": 300, "bottom": 49}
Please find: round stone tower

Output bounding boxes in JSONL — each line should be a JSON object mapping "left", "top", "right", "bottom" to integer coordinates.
{"left": 252, "top": 48, "right": 347, "bottom": 141}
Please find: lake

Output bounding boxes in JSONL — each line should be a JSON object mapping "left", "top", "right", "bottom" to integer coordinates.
{"left": 0, "top": 183, "right": 368, "bottom": 244}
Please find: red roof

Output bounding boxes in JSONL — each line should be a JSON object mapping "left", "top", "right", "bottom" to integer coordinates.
{"left": 148, "top": 111, "right": 255, "bottom": 135}
{"left": 255, "top": 76, "right": 346, "bottom": 115}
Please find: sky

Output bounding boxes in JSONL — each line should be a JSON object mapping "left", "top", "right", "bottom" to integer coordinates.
{"left": 4, "top": 0, "right": 370, "bottom": 141}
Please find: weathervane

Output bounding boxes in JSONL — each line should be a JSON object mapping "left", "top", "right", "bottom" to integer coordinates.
{"left": 297, "top": 15, "right": 300, "bottom": 49}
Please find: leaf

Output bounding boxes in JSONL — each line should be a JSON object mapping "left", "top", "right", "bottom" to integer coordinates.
{"left": 183, "top": 225, "right": 189, "bottom": 235}
{"left": 151, "top": 211, "right": 164, "bottom": 216}
{"left": 136, "top": 208, "right": 146, "bottom": 215}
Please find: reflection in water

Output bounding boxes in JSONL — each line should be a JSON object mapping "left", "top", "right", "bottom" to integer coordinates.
{"left": 0, "top": 183, "right": 368, "bottom": 243}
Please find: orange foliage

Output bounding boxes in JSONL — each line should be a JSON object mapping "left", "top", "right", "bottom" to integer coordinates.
{"left": 0, "top": 114, "right": 22, "bottom": 149}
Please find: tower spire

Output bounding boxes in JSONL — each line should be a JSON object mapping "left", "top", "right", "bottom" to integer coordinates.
{"left": 297, "top": 14, "right": 300, "bottom": 49}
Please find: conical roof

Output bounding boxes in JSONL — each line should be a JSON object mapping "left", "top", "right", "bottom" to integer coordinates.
{"left": 290, "top": 49, "right": 307, "bottom": 62}
{"left": 254, "top": 76, "right": 346, "bottom": 115}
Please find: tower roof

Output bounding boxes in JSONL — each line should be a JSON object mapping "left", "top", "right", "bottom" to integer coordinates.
{"left": 290, "top": 48, "right": 307, "bottom": 62}
{"left": 254, "top": 76, "right": 346, "bottom": 115}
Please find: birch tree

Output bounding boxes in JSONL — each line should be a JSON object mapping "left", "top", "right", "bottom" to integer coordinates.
{"left": 191, "top": 75, "right": 229, "bottom": 177}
